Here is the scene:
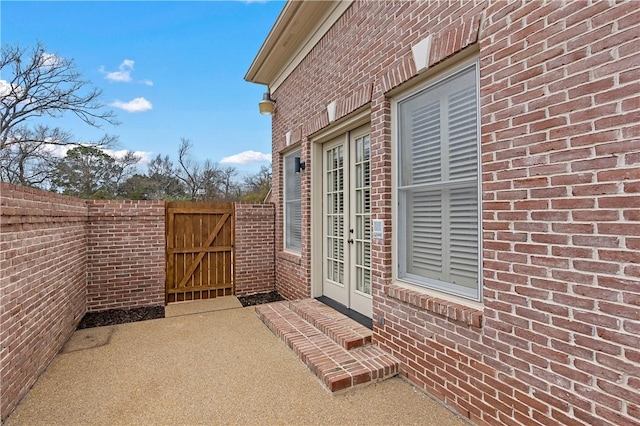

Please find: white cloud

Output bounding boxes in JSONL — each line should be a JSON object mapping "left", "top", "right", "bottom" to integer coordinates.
{"left": 109, "top": 97, "right": 153, "bottom": 113}
{"left": 100, "top": 59, "right": 153, "bottom": 85}
{"left": 40, "top": 53, "right": 62, "bottom": 68}
{"left": 41, "top": 144, "right": 72, "bottom": 158}
{"left": 101, "top": 59, "right": 134, "bottom": 82}
{"left": 0, "top": 79, "right": 22, "bottom": 99}
{"left": 0, "top": 80, "right": 9, "bottom": 96}
{"left": 221, "top": 150, "right": 272, "bottom": 164}
{"left": 104, "top": 149, "right": 152, "bottom": 165}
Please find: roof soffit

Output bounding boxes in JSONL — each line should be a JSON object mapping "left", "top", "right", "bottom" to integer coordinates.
{"left": 245, "top": 0, "right": 353, "bottom": 90}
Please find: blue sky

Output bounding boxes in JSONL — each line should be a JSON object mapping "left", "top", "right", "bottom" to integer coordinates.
{"left": 1, "top": 1, "right": 284, "bottom": 176}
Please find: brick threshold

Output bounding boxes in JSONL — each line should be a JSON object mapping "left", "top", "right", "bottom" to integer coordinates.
{"left": 255, "top": 299, "right": 399, "bottom": 393}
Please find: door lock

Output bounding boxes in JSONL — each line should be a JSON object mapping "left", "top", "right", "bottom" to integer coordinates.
{"left": 347, "top": 238, "right": 354, "bottom": 244}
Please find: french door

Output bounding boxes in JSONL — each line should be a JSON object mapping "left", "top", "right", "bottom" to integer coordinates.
{"left": 322, "top": 125, "right": 372, "bottom": 318}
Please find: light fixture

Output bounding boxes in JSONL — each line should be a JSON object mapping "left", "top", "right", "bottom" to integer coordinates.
{"left": 294, "top": 156, "right": 305, "bottom": 173}
{"left": 258, "top": 92, "right": 276, "bottom": 116}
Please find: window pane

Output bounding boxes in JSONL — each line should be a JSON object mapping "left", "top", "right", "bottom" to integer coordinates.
{"left": 409, "top": 101, "right": 441, "bottom": 185}
{"left": 450, "top": 186, "right": 478, "bottom": 289}
{"left": 354, "top": 134, "right": 372, "bottom": 296}
{"left": 285, "top": 200, "right": 301, "bottom": 251}
{"left": 284, "top": 150, "right": 301, "bottom": 253}
{"left": 397, "top": 63, "right": 480, "bottom": 300}
{"left": 404, "top": 188, "right": 443, "bottom": 281}
{"left": 448, "top": 85, "right": 478, "bottom": 180}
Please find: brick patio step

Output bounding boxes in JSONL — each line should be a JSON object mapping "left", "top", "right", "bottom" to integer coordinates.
{"left": 255, "top": 300, "right": 399, "bottom": 393}
{"left": 289, "top": 299, "right": 373, "bottom": 350}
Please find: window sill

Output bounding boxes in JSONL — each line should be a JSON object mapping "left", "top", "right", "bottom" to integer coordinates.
{"left": 278, "top": 251, "right": 302, "bottom": 265}
{"left": 386, "top": 284, "right": 483, "bottom": 328}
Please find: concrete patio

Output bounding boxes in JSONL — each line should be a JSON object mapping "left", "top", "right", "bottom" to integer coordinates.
{"left": 5, "top": 298, "right": 468, "bottom": 426}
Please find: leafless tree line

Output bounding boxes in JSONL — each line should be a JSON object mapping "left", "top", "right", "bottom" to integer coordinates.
{"left": 0, "top": 42, "right": 270, "bottom": 201}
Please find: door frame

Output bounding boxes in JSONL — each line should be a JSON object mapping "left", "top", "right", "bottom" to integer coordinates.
{"left": 310, "top": 108, "right": 372, "bottom": 317}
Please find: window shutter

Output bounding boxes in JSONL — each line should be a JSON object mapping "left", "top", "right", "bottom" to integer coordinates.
{"left": 449, "top": 187, "right": 478, "bottom": 288}
{"left": 284, "top": 150, "right": 301, "bottom": 252}
{"left": 447, "top": 84, "right": 478, "bottom": 288}
{"left": 397, "top": 63, "right": 480, "bottom": 300}
{"left": 410, "top": 102, "right": 441, "bottom": 185}
{"left": 448, "top": 85, "right": 478, "bottom": 180}
{"left": 407, "top": 189, "right": 443, "bottom": 281}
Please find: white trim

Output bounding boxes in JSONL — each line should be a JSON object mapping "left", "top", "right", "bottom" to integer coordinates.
{"left": 385, "top": 45, "right": 478, "bottom": 98}
{"left": 391, "top": 55, "right": 483, "bottom": 302}
{"left": 285, "top": 131, "right": 292, "bottom": 146}
{"left": 310, "top": 118, "right": 373, "bottom": 313}
{"left": 327, "top": 100, "right": 337, "bottom": 123}
{"left": 393, "top": 55, "right": 479, "bottom": 104}
{"left": 411, "top": 35, "right": 432, "bottom": 73}
{"left": 311, "top": 138, "right": 324, "bottom": 298}
{"left": 283, "top": 148, "right": 302, "bottom": 255}
{"left": 310, "top": 107, "right": 370, "bottom": 144}
{"left": 270, "top": 2, "right": 353, "bottom": 91}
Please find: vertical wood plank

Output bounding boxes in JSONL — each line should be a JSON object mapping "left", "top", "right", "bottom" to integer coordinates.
{"left": 165, "top": 202, "right": 234, "bottom": 303}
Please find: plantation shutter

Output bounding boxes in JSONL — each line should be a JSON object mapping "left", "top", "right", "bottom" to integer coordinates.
{"left": 447, "top": 84, "right": 479, "bottom": 289}
{"left": 404, "top": 100, "right": 443, "bottom": 281}
{"left": 285, "top": 150, "right": 301, "bottom": 252}
{"left": 398, "top": 64, "right": 480, "bottom": 299}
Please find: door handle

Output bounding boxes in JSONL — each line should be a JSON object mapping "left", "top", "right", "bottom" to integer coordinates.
{"left": 347, "top": 238, "right": 354, "bottom": 244}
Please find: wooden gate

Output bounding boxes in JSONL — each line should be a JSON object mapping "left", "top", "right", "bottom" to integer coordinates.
{"left": 166, "top": 202, "right": 234, "bottom": 303}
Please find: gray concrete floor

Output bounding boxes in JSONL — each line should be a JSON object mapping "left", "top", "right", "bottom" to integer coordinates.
{"left": 5, "top": 298, "right": 469, "bottom": 426}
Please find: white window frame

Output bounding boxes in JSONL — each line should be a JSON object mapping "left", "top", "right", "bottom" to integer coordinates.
{"left": 393, "top": 58, "right": 482, "bottom": 302}
{"left": 283, "top": 148, "right": 302, "bottom": 254}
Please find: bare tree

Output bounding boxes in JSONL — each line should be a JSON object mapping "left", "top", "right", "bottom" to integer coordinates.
{"left": 144, "top": 154, "right": 186, "bottom": 200}
{"left": 200, "top": 159, "right": 224, "bottom": 201}
{"left": 111, "top": 151, "right": 141, "bottom": 192}
{"left": 242, "top": 164, "right": 272, "bottom": 202}
{"left": 0, "top": 125, "right": 117, "bottom": 187}
{"left": 176, "top": 138, "right": 203, "bottom": 200}
{"left": 175, "top": 138, "right": 243, "bottom": 201}
{"left": 219, "top": 166, "right": 240, "bottom": 201}
{"left": 0, "top": 42, "right": 118, "bottom": 186}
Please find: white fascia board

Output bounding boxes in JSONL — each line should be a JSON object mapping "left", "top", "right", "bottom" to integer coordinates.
{"left": 245, "top": 1, "right": 353, "bottom": 90}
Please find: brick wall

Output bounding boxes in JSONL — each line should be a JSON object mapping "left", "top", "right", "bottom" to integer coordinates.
{"left": 86, "top": 200, "right": 165, "bottom": 312}
{"left": 272, "top": 149, "right": 312, "bottom": 301}
{"left": 234, "top": 202, "right": 275, "bottom": 295}
{"left": 268, "top": 1, "right": 639, "bottom": 425}
{"left": 0, "top": 188, "right": 166, "bottom": 421}
{"left": 1, "top": 187, "right": 278, "bottom": 421}
{"left": 0, "top": 183, "right": 88, "bottom": 421}
{"left": 478, "top": 1, "right": 639, "bottom": 425}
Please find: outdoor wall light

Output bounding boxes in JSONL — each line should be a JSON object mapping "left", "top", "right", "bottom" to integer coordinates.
{"left": 258, "top": 92, "right": 276, "bottom": 115}
{"left": 294, "top": 156, "right": 306, "bottom": 173}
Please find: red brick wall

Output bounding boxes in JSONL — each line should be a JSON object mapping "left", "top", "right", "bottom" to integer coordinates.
{"left": 269, "top": 154, "right": 310, "bottom": 301}
{"left": 0, "top": 183, "right": 88, "bottom": 421}
{"left": 268, "top": 1, "right": 640, "bottom": 425}
{"left": 86, "top": 200, "right": 165, "bottom": 311}
{"left": 479, "top": 2, "right": 639, "bottom": 425}
{"left": 234, "top": 202, "right": 276, "bottom": 295}
{"left": 0, "top": 188, "right": 168, "bottom": 421}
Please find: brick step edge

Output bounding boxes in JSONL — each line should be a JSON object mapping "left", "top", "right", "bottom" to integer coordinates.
{"left": 256, "top": 301, "right": 399, "bottom": 393}
{"left": 288, "top": 299, "right": 373, "bottom": 350}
